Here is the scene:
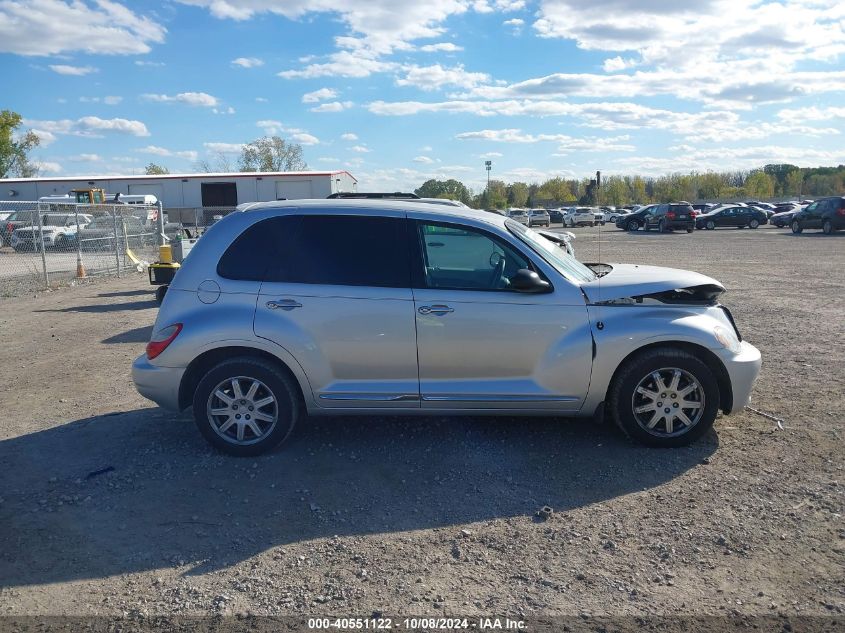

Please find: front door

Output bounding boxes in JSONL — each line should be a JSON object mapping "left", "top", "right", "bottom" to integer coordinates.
{"left": 410, "top": 219, "right": 592, "bottom": 411}
{"left": 254, "top": 212, "right": 420, "bottom": 408}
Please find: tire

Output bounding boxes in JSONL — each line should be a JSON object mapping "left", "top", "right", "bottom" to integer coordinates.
{"left": 154, "top": 284, "right": 168, "bottom": 305}
{"left": 706, "top": 220, "right": 715, "bottom": 230}
{"left": 749, "top": 219, "right": 760, "bottom": 229}
{"left": 192, "top": 357, "right": 300, "bottom": 456}
{"left": 55, "top": 235, "right": 69, "bottom": 251}
{"left": 686, "top": 228, "right": 694, "bottom": 233}
{"left": 791, "top": 220, "right": 802, "bottom": 234}
{"left": 658, "top": 219, "right": 667, "bottom": 233}
{"left": 608, "top": 347, "right": 720, "bottom": 447}
{"left": 627, "top": 220, "right": 639, "bottom": 231}
{"left": 822, "top": 220, "right": 833, "bottom": 235}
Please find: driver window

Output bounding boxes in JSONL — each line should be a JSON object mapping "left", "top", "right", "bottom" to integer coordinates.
{"left": 418, "top": 222, "right": 529, "bottom": 291}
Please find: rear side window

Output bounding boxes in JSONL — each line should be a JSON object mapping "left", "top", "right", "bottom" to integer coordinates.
{"left": 265, "top": 215, "right": 410, "bottom": 288}
{"left": 217, "top": 216, "right": 297, "bottom": 281}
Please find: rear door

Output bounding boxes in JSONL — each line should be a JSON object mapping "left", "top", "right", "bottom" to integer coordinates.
{"left": 409, "top": 217, "right": 592, "bottom": 411}
{"left": 254, "top": 211, "right": 420, "bottom": 408}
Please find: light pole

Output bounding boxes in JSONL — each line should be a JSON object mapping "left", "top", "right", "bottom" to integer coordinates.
{"left": 485, "top": 160, "right": 492, "bottom": 205}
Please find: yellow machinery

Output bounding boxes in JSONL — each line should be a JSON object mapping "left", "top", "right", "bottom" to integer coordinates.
{"left": 148, "top": 244, "right": 180, "bottom": 304}
{"left": 71, "top": 188, "right": 107, "bottom": 204}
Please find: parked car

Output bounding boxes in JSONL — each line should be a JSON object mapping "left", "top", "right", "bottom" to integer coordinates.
{"left": 2, "top": 209, "right": 39, "bottom": 246}
{"left": 790, "top": 196, "right": 845, "bottom": 235}
{"left": 604, "top": 208, "right": 630, "bottom": 223}
{"left": 642, "top": 203, "right": 696, "bottom": 233}
{"left": 10, "top": 213, "right": 93, "bottom": 251}
{"left": 563, "top": 207, "right": 597, "bottom": 227}
{"left": 770, "top": 204, "right": 802, "bottom": 228}
{"left": 133, "top": 200, "right": 761, "bottom": 455}
{"left": 695, "top": 206, "right": 768, "bottom": 230}
{"left": 77, "top": 215, "right": 147, "bottom": 251}
{"left": 592, "top": 210, "right": 606, "bottom": 225}
{"left": 616, "top": 204, "right": 657, "bottom": 231}
{"left": 507, "top": 209, "right": 529, "bottom": 226}
{"left": 548, "top": 208, "right": 564, "bottom": 223}
{"left": 528, "top": 208, "right": 551, "bottom": 227}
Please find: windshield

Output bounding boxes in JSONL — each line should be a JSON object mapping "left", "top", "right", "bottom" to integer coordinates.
{"left": 506, "top": 220, "right": 597, "bottom": 283}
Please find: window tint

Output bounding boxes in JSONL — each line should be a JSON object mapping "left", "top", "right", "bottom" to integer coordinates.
{"left": 266, "top": 215, "right": 410, "bottom": 288}
{"left": 417, "top": 221, "right": 530, "bottom": 291}
{"left": 218, "top": 216, "right": 297, "bottom": 281}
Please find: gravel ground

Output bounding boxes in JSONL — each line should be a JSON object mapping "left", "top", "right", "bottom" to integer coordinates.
{"left": 0, "top": 224, "right": 842, "bottom": 625}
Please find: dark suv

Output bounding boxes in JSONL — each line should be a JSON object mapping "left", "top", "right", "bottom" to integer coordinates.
{"left": 615, "top": 204, "right": 656, "bottom": 231}
{"left": 643, "top": 203, "right": 696, "bottom": 233}
{"left": 790, "top": 196, "right": 845, "bottom": 235}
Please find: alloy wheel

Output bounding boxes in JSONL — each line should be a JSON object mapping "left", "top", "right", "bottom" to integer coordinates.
{"left": 631, "top": 367, "right": 705, "bottom": 437}
{"left": 206, "top": 376, "right": 278, "bottom": 445}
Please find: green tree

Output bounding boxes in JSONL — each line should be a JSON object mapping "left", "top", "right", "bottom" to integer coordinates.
{"left": 239, "top": 136, "right": 307, "bottom": 172}
{"left": 602, "top": 176, "right": 630, "bottom": 206}
{"left": 744, "top": 171, "right": 775, "bottom": 199}
{"left": 506, "top": 181, "right": 529, "bottom": 207}
{"left": 145, "top": 162, "right": 169, "bottom": 175}
{"left": 535, "top": 177, "right": 575, "bottom": 204}
{"left": 629, "top": 176, "right": 647, "bottom": 203}
{"left": 414, "top": 179, "right": 473, "bottom": 205}
{"left": 784, "top": 169, "right": 805, "bottom": 197}
{"left": 0, "top": 110, "right": 40, "bottom": 178}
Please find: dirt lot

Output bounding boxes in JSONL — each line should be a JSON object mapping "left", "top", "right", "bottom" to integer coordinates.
{"left": 0, "top": 225, "right": 842, "bottom": 626}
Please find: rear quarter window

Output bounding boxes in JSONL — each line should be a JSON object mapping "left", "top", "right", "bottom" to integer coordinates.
{"left": 217, "top": 216, "right": 298, "bottom": 281}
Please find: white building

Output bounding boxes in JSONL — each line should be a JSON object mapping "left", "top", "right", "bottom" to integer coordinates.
{"left": 1, "top": 171, "right": 358, "bottom": 209}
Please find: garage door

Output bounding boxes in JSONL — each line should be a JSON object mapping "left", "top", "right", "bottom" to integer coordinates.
{"left": 128, "top": 183, "right": 164, "bottom": 200}
{"left": 275, "top": 179, "right": 313, "bottom": 200}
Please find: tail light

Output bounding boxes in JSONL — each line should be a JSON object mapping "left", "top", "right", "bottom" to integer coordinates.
{"left": 690, "top": 211, "right": 697, "bottom": 217}
{"left": 666, "top": 212, "right": 676, "bottom": 220}
{"left": 146, "top": 323, "right": 183, "bottom": 360}
{"left": 837, "top": 202, "right": 845, "bottom": 216}
{"left": 5, "top": 223, "right": 12, "bottom": 234}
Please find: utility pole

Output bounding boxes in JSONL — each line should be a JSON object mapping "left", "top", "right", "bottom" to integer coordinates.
{"left": 485, "top": 160, "right": 492, "bottom": 199}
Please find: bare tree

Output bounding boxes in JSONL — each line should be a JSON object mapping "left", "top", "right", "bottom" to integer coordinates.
{"left": 239, "top": 136, "right": 307, "bottom": 172}
{"left": 194, "top": 151, "right": 233, "bottom": 173}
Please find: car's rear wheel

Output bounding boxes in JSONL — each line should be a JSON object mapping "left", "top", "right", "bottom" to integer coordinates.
{"left": 627, "top": 219, "right": 639, "bottom": 231}
{"left": 686, "top": 228, "right": 694, "bottom": 233}
{"left": 658, "top": 219, "right": 668, "bottom": 233}
{"left": 791, "top": 220, "right": 802, "bottom": 234}
{"left": 192, "top": 357, "right": 300, "bottom": 456}
{"left": 608, "top": 347, "right": 720, "bottom": 447}
{"left": 706, "top": 220, "right": 716, "bottom": 230}
{"left": 822, "top": 220, "right": 833, "bottom": 235}
{"left": 749, "top": 219, "right": 760, "bottom": 229}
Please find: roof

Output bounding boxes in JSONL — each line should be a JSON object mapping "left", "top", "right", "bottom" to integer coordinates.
{"left": 238, "top": 198, "right": 505, "bottom": 228}
{"left": 0, "top": 170, "right": 357, "bottom": 184}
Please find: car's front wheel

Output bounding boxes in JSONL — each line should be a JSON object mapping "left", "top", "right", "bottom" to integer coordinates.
{"left": 791, "top": 220, "right": 802, "bottom": 234}
{"left": 706, "top": 220, "right": 716, "bottom": 230}
{"left": 749, "top": 219, "right": 760, "bottom": 229}
{"left": 627, "top": 219, "right": 639, "bottom": 231}
{"left": 608, "top": 347, "right": 720, "bottom": 447}
{"left": 193, "top": 357, "right": 300, "bottom": 456}
{"left": 822, "top": 219, "right": 833, "bottom": 235}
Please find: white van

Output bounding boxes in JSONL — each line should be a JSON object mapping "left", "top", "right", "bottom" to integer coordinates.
{"left": 114, "top": 194, "right": 158, "bottom": 206}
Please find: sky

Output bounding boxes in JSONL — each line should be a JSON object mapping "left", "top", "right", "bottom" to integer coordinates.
{"left": 1, "top": 0, "right": 844, "bottom": 192}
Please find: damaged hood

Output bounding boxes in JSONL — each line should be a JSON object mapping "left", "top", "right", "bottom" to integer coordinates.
{"left": 580, "top": 263, "right": 724, "bottom": 303}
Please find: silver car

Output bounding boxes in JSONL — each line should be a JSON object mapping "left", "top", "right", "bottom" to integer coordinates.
{"left": 133, "top": 200, "right": 761, "bottom": 456}
{"left": 528, "top": 209, "right": 551, "bottom": 227}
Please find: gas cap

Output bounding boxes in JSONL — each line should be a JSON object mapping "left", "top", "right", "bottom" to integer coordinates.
{"left": 197, "top": 279, "right": 221, "bottom": 304}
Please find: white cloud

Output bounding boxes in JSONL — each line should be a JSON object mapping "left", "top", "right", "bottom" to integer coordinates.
{"left": 316, "top": 156, "right": 340, "bottom": 162}
{"left": 35, "top": 161, "right": 62, "bottom": 174}
{"left": 231, "top": 56, "right": 264, "bottom": 68}
{"left": 503, "top": 17, "right": 524, "bottom": 33}
{"left": 350, "top": 145, "right": 371, "bottom": 153}
{"left": 455, "top": 128, "right": 635, "bottom": 153}
{"left": 0, "top": 0, "right": 165, "bottom": 56}
{"left": 255, "top": 97, "right": 268, "bottom": 102}
{"left": 602, "top": 56, "right": 637, "bottom": 72}
{"left": 396, "top": 63, "right": 491, "bottom": 91}
{"left": 777, "top": 106, "right": 845, "bottom": 122}
{"left": 79, "top": 96, "right": 123, "bottom": 105}
{"left": 23, "top": 116, "right": 150, "bottom": 138}
{"left": 302, "top": 88, "right": 338, "bottom": 103}
{"left": 310, "top": 101, "right": 353, "bottom": 113}
{"left": 49, "top": 64, "right": 97, "bottom": 76}
{"left": 212, "top": 106, "right": 236, "bottom": 115}
{"left": 290, "top": 133, "right": 320, "bottom": 145}
{"left": 480, "top": 151, "right": 503, "bottom": 158}
{"left": 413, "top": 156, "right": 435, "bottom": 163}
{"left": 142, "top": 92, "right": 220, "bottom": 107}
{"left": 67, "top": 153, "right": 101, "bottom": 162}
{"left": 340, "top": 133, "right": 358, "bottom": 141}
{"left": 256, "top": 119, "right": 284, "bottom": 135}
{"left": 279, "top": 51, "right": 398, "bottom": 79}
{"left": 137, "top": 145, "right": 198, "bottom": 161}
{"left": 419, "top": 42, "right": 463, "bottom": 52}
{"left": 203, "top": 142, "right": 244, "bottom": 154}
{"left": 135, "top": 60, "right": 165, "bottom": 67}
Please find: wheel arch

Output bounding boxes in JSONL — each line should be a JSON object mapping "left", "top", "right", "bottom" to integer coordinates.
{"left": 178, "top": 345, "right": 308, "bottom": 411}
{"left": 605, "top": 341, "right": 733, "bottom": 414}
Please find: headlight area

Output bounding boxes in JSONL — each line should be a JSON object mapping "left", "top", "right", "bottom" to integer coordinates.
{"left": 713, "top": 324, "right": 742, "bottom": 354}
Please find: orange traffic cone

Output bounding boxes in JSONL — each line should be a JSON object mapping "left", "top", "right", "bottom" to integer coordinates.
{"left": 76, "top": 254, "right": 87, "bottom": 279}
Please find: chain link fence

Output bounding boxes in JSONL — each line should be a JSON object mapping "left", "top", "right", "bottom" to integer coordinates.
{"left": 0, "top": 200, "right": 167, "bottom": 297}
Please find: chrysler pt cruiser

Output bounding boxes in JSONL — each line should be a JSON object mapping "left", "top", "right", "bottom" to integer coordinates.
{"left": 133, "top": 200, "right": 761, "bottom": 456}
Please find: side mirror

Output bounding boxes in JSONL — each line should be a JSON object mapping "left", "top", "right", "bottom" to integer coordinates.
{"left": 509, "top": 268, "right": 551, "bottom": 293}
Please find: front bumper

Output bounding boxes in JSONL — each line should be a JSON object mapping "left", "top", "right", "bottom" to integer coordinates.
{"left": 132, "top": 355, "right": 186, "bottom": 411}
{"left": 718, "top": 341, "right": 762, "bottom": 414}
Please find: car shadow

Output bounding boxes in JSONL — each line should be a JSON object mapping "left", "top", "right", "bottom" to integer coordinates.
{"left": 33, "top": 299, "right": 157, "bottom": 313}
{"left": 97, "top": 289, "right": 153, "bottom": 298}
{"left": 102, "top": 325, "right": 153, "bottom": 344}
{"left": 776, "top": 232, "right": 845, "bottom": 238}
{"left": 0, "top": 408, "right": 716, "bottom": 587}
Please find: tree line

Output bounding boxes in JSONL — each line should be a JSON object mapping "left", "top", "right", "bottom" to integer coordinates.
{"left": 416, "top": 165, "right": 845, "bottom": 209}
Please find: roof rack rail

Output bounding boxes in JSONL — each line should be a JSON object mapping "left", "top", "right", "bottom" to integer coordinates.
{"left": 327, "top": 192, "right": 420, "bottom": 199}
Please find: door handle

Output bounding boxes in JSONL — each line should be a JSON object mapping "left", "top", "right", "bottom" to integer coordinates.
{"left": 266, "top": 299, "right": 302, "bottom": 311}
{"left": 418, "top": 304, "right": 454, "bottom": 315}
